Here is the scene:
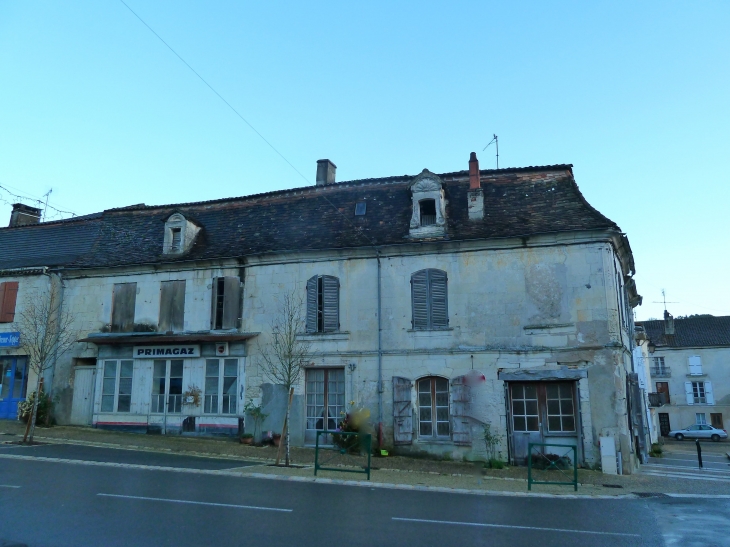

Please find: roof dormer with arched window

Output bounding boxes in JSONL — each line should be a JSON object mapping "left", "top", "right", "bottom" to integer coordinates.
{"left": 162, "top": 212, "right": 200, "bottom": 255}
{"left": 408, "top": 169, "right": 446, "bottom": 238}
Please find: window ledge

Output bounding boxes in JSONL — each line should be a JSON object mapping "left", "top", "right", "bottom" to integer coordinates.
{"left": 415, "top": 439, "right": 453, "bottom": 445}
{"left": 687, "top": 374, "right": 707, "bottom": 378}
{"left": 408, "top": 328, "right": 454, "bottom": 333}
{"left": 296, "top": 332, "right": 350, "bottom": 341}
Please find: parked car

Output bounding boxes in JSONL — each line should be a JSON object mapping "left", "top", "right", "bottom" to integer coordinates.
{"left": 669, "top": 424, "right": 728, "bottom": 441}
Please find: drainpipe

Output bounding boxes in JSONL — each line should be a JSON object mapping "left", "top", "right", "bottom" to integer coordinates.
{"left": 377, "top": 250, "right": 383, "bottom": 449}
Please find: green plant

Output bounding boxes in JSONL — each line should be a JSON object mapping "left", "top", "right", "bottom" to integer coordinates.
{"left": 487, "top": 458, "right": 504, "bottom": 469}
{"left": 244, "top": 401, "right": 268, "bottom": 440}
{"left": 241, "top": 433, "right": 254, "bottom": 439}
{"left": 17, "top": 390, "right": 53, "bottom": 425}
{"left": 483, "top": 422, "right": 503, "bottom": 461}
{"left": 332, "top": 408, "right": 370, "bottom": 453}
{"left": 649, "top": 442, "right": 663, "bottom": 457}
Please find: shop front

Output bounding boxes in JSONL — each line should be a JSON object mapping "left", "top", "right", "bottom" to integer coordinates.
{"left": 0, "top": 356, "right": 28, "bottom": 420}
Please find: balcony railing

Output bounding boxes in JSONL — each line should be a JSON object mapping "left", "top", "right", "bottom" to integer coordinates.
{"left": 151, "top": 394, "right": 183, "bottom": 414}
{"left": 650, "top": 366, "right": 671, "bottom": 378}
{"left": 648, "top": 392, "right": 668, "bottom": 407}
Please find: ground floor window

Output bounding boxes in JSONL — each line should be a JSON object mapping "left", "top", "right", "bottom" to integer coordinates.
{"left": 511, "top": 384, "right": 539, "bottom": 432}
{"left": 151, "top": 359, "right": 183, "bottom": 413}
{"left": 417, "top": 377, "right": 450, "bottom": 438}
{"left": 101, "top": 360, "right": 133, "bottom": 412}
{"left": 204, "top": 358, "right": 238, "bottom": 414}
{"left": 0, "top": 357, "right": 28, "bottom": 420}
{"left": 546, "top": 383, "right": 575, "bottom": 432}
{"left": 305, "top": 368, "right": 345, "bottom": 434}
{"left": 696, "top": 413, "right": 707, "bottom": 425}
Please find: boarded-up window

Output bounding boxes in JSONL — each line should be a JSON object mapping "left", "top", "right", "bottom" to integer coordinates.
{"left": 411, "top": 269, "right": 448, "bottom": 330}
{"left": 393, "top": 377, "right": 413, "bottom": 445}
{"left": 306, "top": 275, "right": 339, "bottom": 333}
{"left": 450, "top": 375, "right": 471, "bottom": 445}
{"left": 211, "top": 277, "right": 242, "bottom": 330}
{"left": 0, "top": 282, "right": 19, "bottom": 323}
{"left": 159, "top": 280, "right": 186, "bottom": 332}
{"left": 111, "top": 283, "right": 137, "bottom": 333}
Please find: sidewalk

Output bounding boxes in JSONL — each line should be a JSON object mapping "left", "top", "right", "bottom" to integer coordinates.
{"left": 2, "top": 421, "right": 729, "bottom": 497}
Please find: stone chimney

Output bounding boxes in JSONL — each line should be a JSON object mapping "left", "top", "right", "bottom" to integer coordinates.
{"left": 316, "top": 159, "right": 337, "bottom": 186}
{"left": 9, "top": 203, "right": 42, "bottom": 227}
{"left": 663, "top": 310, "right": 675, "bottom": 335}
{"left": 467, "top": 152, "right": 484, "bottom": 220}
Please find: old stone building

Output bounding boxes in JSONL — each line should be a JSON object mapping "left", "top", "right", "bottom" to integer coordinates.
{"left": 639, "top": 312, "right": 730, "bottom": 437}
{"left": 0, "top": 154, "right": 646, "bottom": 471}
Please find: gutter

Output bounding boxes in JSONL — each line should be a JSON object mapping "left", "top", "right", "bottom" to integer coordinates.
{"left": 376, "top": 249, "right": 384, "bottom": 449}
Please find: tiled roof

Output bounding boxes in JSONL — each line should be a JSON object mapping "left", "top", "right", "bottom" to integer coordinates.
{"left": 637, "top": 315, "right": 730, "bottom": 348}
{"left": 0, "top": 164, "right": 621, "bottom": 271}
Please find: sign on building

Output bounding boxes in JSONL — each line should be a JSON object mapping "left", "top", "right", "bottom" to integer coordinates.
{"left": 0, "top": 332, "right": 20, "bottom": 347}
{"left": 132, "top": 345, "right": 200, "bottom": 358}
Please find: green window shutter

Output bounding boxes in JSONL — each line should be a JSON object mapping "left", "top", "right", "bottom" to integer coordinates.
{"left": 321, "top": 275, "right": 339, "bottom": 333}
{"left": 429, "top": 269, "right": 448, "bottom": 328}
{"left": 411, "top": 270, "right": 429, "bottom": 329}
{"left": 306, "top": 276, "right": 318, "bottom": 333}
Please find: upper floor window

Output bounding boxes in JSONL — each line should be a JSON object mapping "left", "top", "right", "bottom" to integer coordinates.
{"left": 111, "top": 283, "right": 136, "bottom": 333}
{"left": 685, "top": 380, "right": 714, "bottom": 405}
{"left": 211, "top": 277, "right": 242, "bottom": 330}
{"left": 306, "top": 275, "right": 339, "bottom": 333}
{"left": 408, "top": 169, "right": 446, "bottom": 237}
{"left": 0, "top": 281, "right": 19, "bottom": 323}
{"left": 159, "top": 280, "right": 186, "bottom": 332}
{"left": 163, "top": 213, "right": 200, "bottom": 255}
{"left": 411, "top": 269, "right": 448, "bottom": 330}
{"left": 688, "top": 356, "right": 703, "bottom": 376}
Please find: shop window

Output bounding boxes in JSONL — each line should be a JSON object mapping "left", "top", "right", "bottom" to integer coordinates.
{"left": 204, "top": 358, "right": 238, "bottom": 414}
{"left": 151, "top": 360, "right": 183, "bottom": 413}
{"left": 417, "top": 377, "right": 450, "bottom": 438}
{"left": 101, "top": 360, "right": 133, "bottom": 413}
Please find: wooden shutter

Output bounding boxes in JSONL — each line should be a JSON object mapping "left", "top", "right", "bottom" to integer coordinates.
{"left": 393, "top": 377, "right": 413, "bottom": 445}
{"left": 705, "top": 382, "right": 715, "bottom": 405}
{"left": 111, "top": 283, "right": 137, "bottom": 333}
{"left": 429, "top": 270, "right": 448, "bottom": 328}
{"left": 210, "top": 278, "right": 220, "bottom": 329}
{"left": 450, "top": 375, "right": 471, "bottom": 446}
{"left": 322, "top": 276, "right": 339, "bottom": 333}
{"left": 306, "top": 276, "right": 318, "bottom": 333}
{"left": 0, "top": 282, "right": 19, "bottom": 323}
{"left": 411, "top": 270, "right": 429, "bottom": 329}
{"left": 221, "top": 277, "right": 241, "bottom": 329}
{"left": 685, "top": 382, "right": 694, "bottom": 405}
{"left": 159, "top": 280, "right": 186, "bottom": 332}
{"left": 688, "top": 356, "right": 702, "bottom": 375}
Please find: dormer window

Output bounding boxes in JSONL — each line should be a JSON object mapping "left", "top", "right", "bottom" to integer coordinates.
{"left": 408, "top": 169, "right": 446, "bottom": 238}
{"left": 419, "top": 199, "right": 436, "bottom": 226}
{"left": 163, "top": 213, "right": 200, "bottom": 255}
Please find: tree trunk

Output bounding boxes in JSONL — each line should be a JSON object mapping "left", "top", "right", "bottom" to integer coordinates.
{"left": 285, "top": 398, "right": 291, "bottom": 466}
{"left": 24, "top": 375, "right": 43, "bottom": 444}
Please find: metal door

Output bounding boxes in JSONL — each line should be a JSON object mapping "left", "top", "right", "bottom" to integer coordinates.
{"left": 70, "top": 367, "right": 96, "bottom": 425}
{"left": 0, "top": 357, "right": 28, "bottom": 420}
{"left": 658, "top": 413, "right": 670, "bottom": 437}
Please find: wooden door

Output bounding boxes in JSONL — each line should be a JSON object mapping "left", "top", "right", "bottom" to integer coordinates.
{"left": 70, "top": 367, "right": 96, "bottom": 425}
{"left": 711, "top": 413, "right": 724, "bottom": 429}
{"left": 659, "top": 413, "right": 671, "bottom": 437}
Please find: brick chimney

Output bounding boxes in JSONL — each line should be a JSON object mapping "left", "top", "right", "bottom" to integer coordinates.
{"left": 9, "top": 203, "right": 42, "bottom": 227}
{"left": 467, "top": 152, "right": 484, "bottom": 220}
{"left": 663, "top": 310, "right": 675, "bottom": 335}
{"left": 316, "top": 159, "right": 337, "bottom": 186}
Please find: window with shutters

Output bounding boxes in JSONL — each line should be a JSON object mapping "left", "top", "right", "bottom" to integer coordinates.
{"left": 306, "top": 275, "right": 339, "bottom": 333}
{"left": 100, "top": 360, "right": 133, "bottom": 413}
{"left": 0, "top": 281, "right": 19, "bottom": 323}
{"left": 692, "top": 381, "right": 706, "bottom": 404}
{"left": 410, "top": 269, "right": 448, "bottom": 330}
{"left": 211, "top": 277, "right": 242, "bottom": 330}
{"left": 111, "top": 283, "right": 137, "bottom": 333}
{"left": 158, "top": 280, "right": 186, "bottom": 332}
{"left": 417, "top": 377, "right": 450, "bottom": 438}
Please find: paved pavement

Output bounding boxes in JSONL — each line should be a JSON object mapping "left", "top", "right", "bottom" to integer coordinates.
{"left": 0, "top": 447, "right": 667, "bottom": 547}
{"left": 643, "top": 442, "right": 730, "bottom": 484}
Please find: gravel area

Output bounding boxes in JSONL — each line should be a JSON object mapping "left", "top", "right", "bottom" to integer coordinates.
{"left": 2, "top": 422, "right": 729, "bottom": 497}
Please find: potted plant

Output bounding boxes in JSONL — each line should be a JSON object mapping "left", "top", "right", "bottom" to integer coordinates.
{"left": 244, "top": 401, "right": 268, "bottom": 444}
{"left": 240, "top": 433, "right": 254, "bottom": 445}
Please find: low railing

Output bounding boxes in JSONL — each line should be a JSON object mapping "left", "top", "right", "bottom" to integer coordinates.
{"left": 420, "top": 214, "right": 436, "bottom": 226}
{"left": 650, "top": 366, "right": 671, "bottom": 378}
{"left": 314, "top": 431, "right": 372, "bottom": 480}
{"left": 648, "top": 392, "right": 668, "bottom": 407}
{"left": 151, "top": 394, "right": 183, "bottom": 414}
{"left": 527, "top": 443, "right": 578, "bottom": 491}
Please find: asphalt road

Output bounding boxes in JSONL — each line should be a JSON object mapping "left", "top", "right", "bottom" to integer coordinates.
{"left": 0, "top": 443, "right": 725, "bottom": 547}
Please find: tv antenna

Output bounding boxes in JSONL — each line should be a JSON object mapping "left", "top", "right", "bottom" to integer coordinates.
{"left": 483, "top": 134, "right": 499, "bottom": 169}
{"left": 652, "top": 289, "right": 678, "bottom": 312}
{"left": 41, "top": 189, "right": 52, "bottom": 222}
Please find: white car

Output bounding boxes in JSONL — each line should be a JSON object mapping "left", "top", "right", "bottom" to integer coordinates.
{"left": 669, "top": 424, "right": 728, "bottom": 441}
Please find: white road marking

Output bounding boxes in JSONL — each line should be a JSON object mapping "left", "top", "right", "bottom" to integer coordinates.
{"left": 643, "top": 463, "right": 730, "bottom": 475}
{"left": 97, "top": 493, "right": 292, "bottom": 512}
{"left": 640, "top": 471, "right": 730, "bottom": 483}
{"left": 0, "top": 484, "right": 21, "bottom": 488}
{"left": 392, "top": 517, "right": 641, "bottom": 537}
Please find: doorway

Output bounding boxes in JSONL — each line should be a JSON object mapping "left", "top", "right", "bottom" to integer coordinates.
{"left": 304, "top": 368, "right": 345, "bottom": 445}
{"left": 70, "top": 365, "right": 96, "bottom": 425}
{"left": 659, "top": 413, "right": 671, "bottom": 437}
{"left": 0, "top": 357, "right": 28, "bottom": 420}
{"left": 711, "top": 413, "right": 724, "bottom": 430}
{"left": 508, "top": 381, "right": 579, "bottom": 466}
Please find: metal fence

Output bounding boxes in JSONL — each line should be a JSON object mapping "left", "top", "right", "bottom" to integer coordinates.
{"left": 527, "top": 443, "right": 578, "bottom": 491}
{"left": 314, "top": 431, "right": 372, "bottom": 480}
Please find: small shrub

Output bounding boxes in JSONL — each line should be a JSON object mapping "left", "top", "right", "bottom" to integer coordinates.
{"left": 17, "top": 390, "right": 53, "bottom": 425}
{"left": 487, "top": 458, "right": 504, "bottom": 469}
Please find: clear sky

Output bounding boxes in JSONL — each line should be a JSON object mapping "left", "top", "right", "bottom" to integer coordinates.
{"left": 1, "top": 1, "right": 728, "bottom": 320}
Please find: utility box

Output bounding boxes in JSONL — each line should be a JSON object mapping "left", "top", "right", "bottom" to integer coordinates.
{"left": 600, "top": 436, "right": 618, "bottom": 475}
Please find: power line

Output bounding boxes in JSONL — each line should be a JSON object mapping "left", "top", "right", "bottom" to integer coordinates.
{"left": 118, "top": 0, "right": 310, "bottom": 186}
{"left": 0, "top": 185, "right": 78, "bottom": 219}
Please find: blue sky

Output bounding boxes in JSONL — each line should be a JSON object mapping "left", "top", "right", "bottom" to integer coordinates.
{"left": 1, "top": 1, "right": 728, "bottom": 320}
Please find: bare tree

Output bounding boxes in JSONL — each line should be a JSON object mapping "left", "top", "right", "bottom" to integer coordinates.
{"left": 17, "top": 283, "right": 76, "bottom": 443}
{"left": 258, "top": 291, "right": 312, "bottom": 466}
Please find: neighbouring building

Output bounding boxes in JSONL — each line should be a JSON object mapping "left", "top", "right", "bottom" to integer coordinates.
{"left": 0, "top": 155, "right": 648, "bottom": 472}
{"left": 639, "top": 312, "right": 730, "bottom": 438}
